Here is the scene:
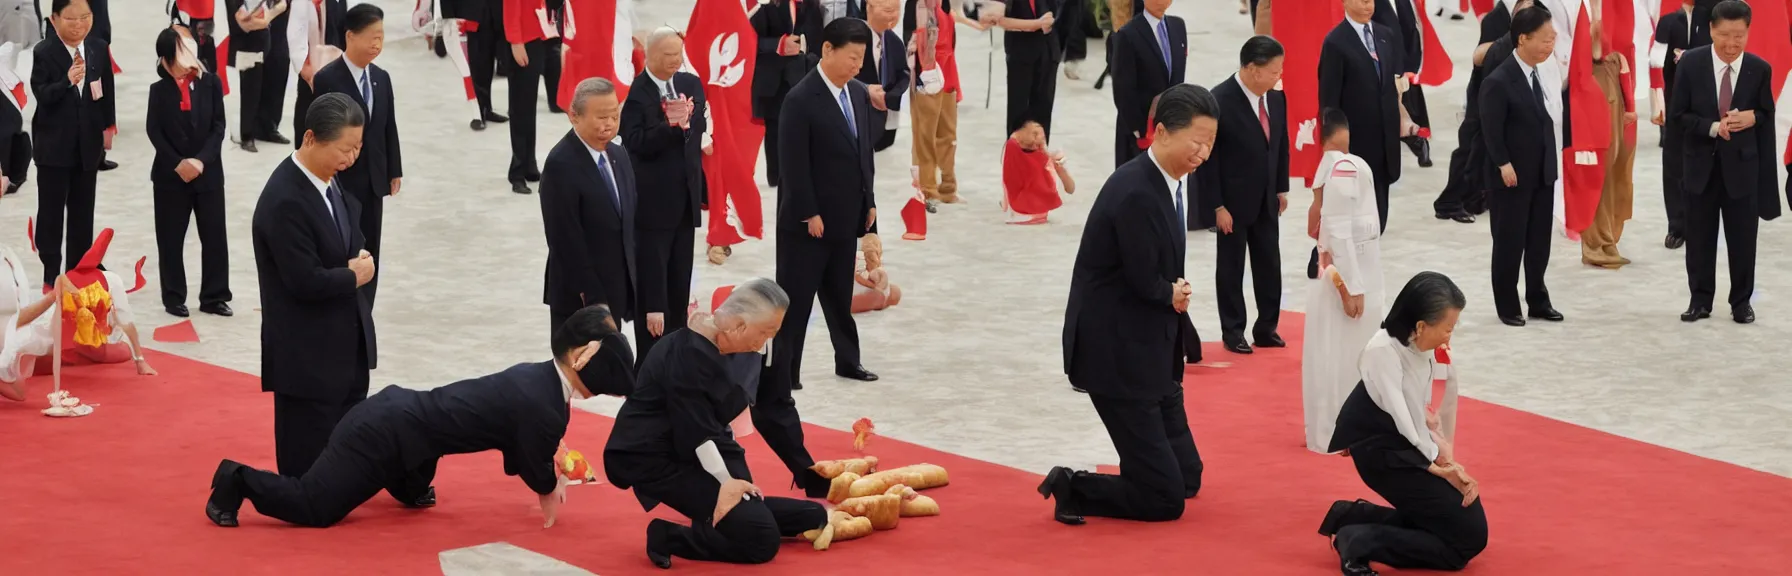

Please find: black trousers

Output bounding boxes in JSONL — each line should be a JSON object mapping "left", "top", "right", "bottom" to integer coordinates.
{"left": 1056, "top": 0, "right": 1088, "bottom": 63}
{"left": 349, "top": 186, "right": 384, "bottom": 305}
{"left": 226, "top": 408, "right": 436, "bottom": 527}
{"left": 1684, "top": 179, "right": 1758, "bottom": 310}
{"left": 1068, "top": 389, "right": 1204, "bottom": 521}
{"left": 1005, "top": 54, "right": 1059, "bottom": 137}
{"left": 634, "top": 223, "right": 696, "bottom": 366}
{"left": 770, "top": 231, "right": 861, "bottom": 387}
{"left": 507, "top": 40, "right": 549, "bottom": 183}
{"left": 1662, "top": 122, "right": 1687, "bottom": 236}
{"left": 1403, "top": 85, "right": 1430, "bottom": 131}
{"left": 1486, "top": 184, "right": 1553, "bottom": 318}
{"left": 258, "top": 12, "right": 291, "bottom": 137}
{"left": 1215, "top": 214, "right": 1281, "bottom": 339}
{"left": 236, "top": 59, "right": 272, "bottom": 142}
{"left": 874, "top": 128, "right": 897, "bottom": 152}
{"left": 0, "top": 130, "right": 30, "bottom": 186}
{"left": 35, "top": 166, "right": 98, "bottom": 286}
{"left": 628, "top": 459, "right": 827, "bottom": 564}
{"left": 273, "top": 340, "right": 370, "bottom": 477}
{"left": 752, "top": 350, "right": 821, "bottom": 492}
{"left": 1332, "top": 447, "right": 1488, "bottom": 570}
{"left": 293, "top": 80, "right": 316, "bottom": 150}
{"left": 153, "top": 183, "right": 231, "bottom": 309}
{"left": 467, "top": 7, "right": 503, "bottom": 117}
{"left": 759, "top": 96, "right": 784, "bottom": 186}
{"left": 1434, "top": 119, "right": 1486, "bottom": 215}
{"left": 543, "top": 38, "right": 564, "bottom": 112}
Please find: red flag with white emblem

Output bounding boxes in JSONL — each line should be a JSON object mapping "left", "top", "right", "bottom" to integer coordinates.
{"left": 687, "top": 0, "right": 766, "bottom": 247}
{"left": 560, "top": 0, "right": 636, "bottom": 108}
{"left": 1276, "top": 2, "right": 1343, "bottom": 187}
{"left": 1561, "top": 3, "right": 1609, "bottom": 235}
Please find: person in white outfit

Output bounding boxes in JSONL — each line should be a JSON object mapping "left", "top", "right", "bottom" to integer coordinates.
{"left": 1302, "top": 108, "right": 1386, "bottom": 453}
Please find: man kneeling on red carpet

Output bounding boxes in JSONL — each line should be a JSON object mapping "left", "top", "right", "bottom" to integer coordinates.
{"left": 203, "top": 305, "right": 636, "bottom": 528}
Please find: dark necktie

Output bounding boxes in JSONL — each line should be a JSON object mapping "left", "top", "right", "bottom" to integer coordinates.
{"left": 359, "top": 71, "right": 373, "bottom": 115}
{"left": 325, "top": 180, "right": 351, "bottom": 248}
{"left": 1156, "top": 19, "right": 1173, "bottom": 78}
{"left": 1363, "top": 25, "right": 1381, "bottom": 80}
{"left": 1529, "top": 68, "right": 1547, "bottom": 114}
{"left": 1257, "top": 96, "right": 1271, "bottom": 141}
{"left": 597, "top": 153, "right": 621, "bottom": 212}
{"left": 839, "top": 89, "right": 857, "bottom": 139}
{"left": 1718, "top": 64, "right": 1733, "bottom": 114}
{"left": 1173, "top": 181, "right": 1186, "bottom": 242}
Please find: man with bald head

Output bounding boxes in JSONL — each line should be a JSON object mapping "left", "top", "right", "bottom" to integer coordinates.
{"left": 624, "top": 27, "right": 708, "bottom": 364}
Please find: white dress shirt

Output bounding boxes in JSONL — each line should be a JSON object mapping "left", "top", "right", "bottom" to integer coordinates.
{"left": 585, "top": 144, "right": 619, "bottom": 204}
{"left": 1345, "top": 15, "right": 1374, "bottom": 57}
{"left": 1142, "top": 10, "right": 1167, "bottom": 56}
{"left": 346, "top": 59, "right": 372, "bottom": 116}
{"left": 555, "top": 361, "right": 577, "bottom": 402}
{"left": 65, "top": 42, "right": 87, "bottom": 97}
{"left": 648, "top": 70, "right": 677, "bottom": 99}
{"left": 1146, "top": 147, "right": 1187, "bottom": 215}
{"left": 1708, "top": 51, "right": 1744, "bottom": 137}
{"left": 291, "top": 153, "right": 335, "bottom": 216}
{"left": 1358, "top": 330, "right": 1444, "bottom": 462}
{"left": 1236, "top": 75, "right": 1269, "bottom": 135}
{"left": 821, "top": 72, "right": 853, "bottom": 129}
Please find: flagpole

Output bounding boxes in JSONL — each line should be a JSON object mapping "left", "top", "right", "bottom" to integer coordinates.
{"left": 985, "top": 29, "right": 994, "bottom": 109}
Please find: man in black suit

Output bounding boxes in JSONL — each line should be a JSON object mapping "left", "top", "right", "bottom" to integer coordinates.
{"left": 622, "top": 28, "right": 707, "bottom": 364}
{"left": 1203, "top": 36, "right": 1288, "bottom": 355}
{"left": 1039, "top": 84, "right": 1215, "bottom": 525}
{"left": 147, "top": 28, "right": 232, "bottom": 319}
{"left": 1373, "top": 0, "right": 1430, "bottom": 167}
{"left": 251, "top": 93, "right": 378, "bottom": 477}
{"left": 1108, "top": 0, "right": 1185, "bottom": 168}
{"left": 205, "top": 306, "right": 636, "bottom": 528}
{"left": 1479, "top": 6, "right": 1563, "bottom": 327}
{"left": 1435, "top": 0, "right": 1531, "bottom": 223}
{"left": 1653, "top": 0, "right": 1703, "bottom": 249}
{"left": 1314, "top": 0, "right": 1403, "bottom": 279}
{"left": 1671, "top": 1, "right": 1781, "bottom": 324}
{"left": 999, "top": 0, "right": 1061, "bottom": 137}
{"left": 540, "top": 77, "right": 638, "bottom": 338}
{"left": 310, "top": 4, "right": 401, "bottom": 306}
{"left": 772, "top": 18, "right": 879, "bottom": 397}
{"left": 31, "top": 0, "right": 114, "bottom": 288}
{"left": 224, "top": 0, "right": 291, "bottom": 152}
{"left": 751, "top": 0, "right": 822, "bottom": 187}
{"left": 857, "top": 0, "right": 908, "bottom": 152}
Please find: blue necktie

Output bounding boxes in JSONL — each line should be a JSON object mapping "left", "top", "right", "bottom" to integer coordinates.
{"left": 597, "top": 154, "right": 621, "bottom": 211}
{"left": 1363, "top": 25, "right": 1381, "bottom": 80}
{"left": 359, "top": 71, "right": 373, "bottom": 115}
{"left": 1156, "top": 19, "right": 1173, "bottom": 78}
{"left": 838, "top": 89, "right": 857, "bottom": 139}
{"left": 1173, "top": 181, "right": 1186, "bottom": 238}
{"left": 325, "top": 180, "right": 351, "bottom": 248}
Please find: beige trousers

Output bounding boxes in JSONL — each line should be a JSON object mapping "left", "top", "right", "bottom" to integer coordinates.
{"left": 1582, "top": 59, "right": 1635, "bottom": 262}
{"left": 910, "top": 90, "right": 960, "bottom": 201}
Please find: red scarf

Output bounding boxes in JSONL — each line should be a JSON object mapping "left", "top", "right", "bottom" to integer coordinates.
{"left": 176, "top": 75, "right": 194, "bottom": 111}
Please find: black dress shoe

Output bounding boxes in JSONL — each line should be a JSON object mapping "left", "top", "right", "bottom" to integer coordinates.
{"left": 511, "top": 181, "right": 533, "bottom": 195}
{"left": 1223, "top": 338, "right": 1253, "bottom": 354}
{"left": 404, "top": 486, "right": 437, "bottom": 508}
{"left": 1528, "top": 307, "right": 1564, "bottom": 322}
{"left": 796, "top": 469, "right": 830, "bottom": 498}
{"left": 1680, "top": 306, "right": 1711, "bottom": 322}
{"left": 1318, "top": 499, "right": 1353, "bottom": 537}
{"left": 835, "top": 365, "right": 879, "bottom": 381}
{"left": 1733, "top": 304, "right": 1756, "bottom": 324}
{"left": 1498, "top": 315, "right": 1526, "bottom": 327}
{"left": 206, "top": 501, "right": 239, "bottom": 527}
{"left": 98, "top": 158, "right": 118, "bottom": 171}
{"left": 1435, "top": 210, "right": 1475, "bottom": 223}
{"left": 433, "top": 35, "right": 448, "bottom": 58}
{"left": 199, "top": 302, "right": 233, "bottom": 317}
{"left": 1307, "top": 251, "right": 1320, "bottom": 279}
{"left": 1036, "top": 466, "right": 1085, "bottom": 525}
{"left": 166, "top": 304, "right": 190, "bottom": 318}
{"left": 470, "top": 118, "right": 487, "bottom": 131}
{"left": 1404, "top": 136, "right": 1432, "bottom": 167}
{"left": 258, "top": 132, "right": 292, "bottom": 145}
{"left": 484, "top": 112, "right": 510, "bottom": 124}
{"left": 645, "top": 519, "right": 674, "bottom": 569}
{"left": 1664, "top": 233, "right": 1685, "bottom": 249}
{"left": 207, "top": 460, "right": 244, "bottom": 527}
{"left": 525, "top": 170, "right": 542, "bottom": 183}
{"left": 4, "top": 181, "right": 19, "bottom": 195}
{"left": 549, "top": 104, "right": 566, "bottom": 114}
{"left": 239, "top": 139, "right": 258, "bottom": 153}
{"left": 1341, "top": 558, "right": 1380, "bottom": 576}
{"left": 1253, "top": 332, "right": 1286, "bottom": 348}
{"left": 1070, "top": 386, "right": 1087, "bottom": 393}
{"left": 791, "top": 380, "right": 803, "bottom": 391}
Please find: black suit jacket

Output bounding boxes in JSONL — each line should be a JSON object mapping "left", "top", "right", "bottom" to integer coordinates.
{"left": 1004, "top": 0, "right": 1061, "bottom": 62}
{"left": 1478, "top": 2, "right": 1510, "bottom": 45}
{"left": 30, "top": 37, "right": 115, "bottom": 170}
{"left": 223, "top": 0, "right": 271, "bottom": 60}
{"left": 374, "top": 361, "right": 571, "bottom": 495}
{"left": 1670, "top": 47, "right": 1782, "bottom": 220}
{"left": 1319, "top": 19, "right": 1403, "bottom": 185}
{"left": 1655, "top": 9, "right": 1700, "bottom": 106}
{"left": 622, "top": 70, "right": 707, "bottom": 230}
{"left": 855, "top": 28, "right": 910, "bottom": 126}
{"left": 312, "top": 59, "right": 403, "bottom": 201}
{"left": 750, "top": 0, "right": 823, "bottom": 109}
{"left": 1200, "top": 77, "right": 1289, "bottom": 227}
{"left": 145, "top": 73, "right": 227, "bottom": 191}
{"left": 1465, "top": 35, "right": 1514, "bottom": 124}
{"left": 1110, "top": 14, "right": 1187, "bottom": 149}
{"left": 251, "top": 158, "right": 377, "bottom": 401}
{"left": 777, "top": 71, "right": 878, "bottom": 240}
{"left": 1063, "top": 154, "right": 1187, "bottom": 399}
{"left": 1479, "top": 58, "right": 1558, "bottom": 192}
{"left": 1372, "top": 0, "right": 1421, "bottom": 76}
{"left": 540, "top": 131, "right": 639, "bottom": 320}
{"left": 89, "top": 0, "right": 111, "bottom": 43}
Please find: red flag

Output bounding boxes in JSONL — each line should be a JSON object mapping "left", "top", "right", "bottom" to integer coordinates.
{"left": 1561, "top": 3, "right": 1610, "bottom": 235}
{"left": 560, "top": 0, "right": 637, "bottom": 108}
{"left": 1651, "top": 0, "right": 1679, "bottom": 90}
{"left": 687, "top": 0, "right": 766, "bottom": 247}
{"left": 1277, "top": 2, "right": 1342, "bottom": 186}
{"left": 1603, "top": 0, "right": 1636, "bottom": 147}
{"left": 1736, "top": 0, "right": 1792, "bottom": 163}
{"left": 216, "top": 36, "right": 230, "bottom": 95}
{"left": 1411, "top": 0, "right": 1453, "bottom": 86}
{"left": 1471, "top": 0, "right": 1493, "bottom": 17}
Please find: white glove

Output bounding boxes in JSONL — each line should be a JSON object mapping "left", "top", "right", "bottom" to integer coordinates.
{"left": 918, "top": 67, "right": 944, "bottom": 95}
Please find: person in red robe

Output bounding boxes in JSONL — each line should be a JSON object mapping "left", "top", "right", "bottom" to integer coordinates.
{"left": 1001, "top": 119, "right": 1076, "bottom": 224}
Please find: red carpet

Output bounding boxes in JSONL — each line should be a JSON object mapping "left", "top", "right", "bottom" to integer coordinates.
{"left": 2, "top": 312, "right": 1789, "bottom": 575}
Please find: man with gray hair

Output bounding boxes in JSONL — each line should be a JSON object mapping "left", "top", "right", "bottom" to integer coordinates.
{"left": 606, "top": 277, "right": 830, "bottom": 569}
{"left": 539, "top": 78, "right": 640, "bottom": 340}
{"left": 251, "top": 92, "right": 379, "bottom": 477}
{"left": 623, "top": 26, "right": 708, "bottom": 364}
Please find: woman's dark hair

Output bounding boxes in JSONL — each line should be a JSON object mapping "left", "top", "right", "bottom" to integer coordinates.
{"left": 154, "top": 27, "right": 180, "bottom": 81}
{"left": 1240, "top": 35, "right": 1284, "bottom": 68}
{"left": 1711, "top": 0, "right": 1752, "bottom": 27}
{"left": 552, "top": 305, "right": 621, "bottom": 360}
{"left": 1510, "top": 6, "right": 1553, "bottom": 39}
{"left": 1382, "top": 272, "right": 1467, "bottom": 346}
{"left": 1320, "top": 107, "right": 1350, "bottom": 141}
{"left": 344, "top": 4, "right": 385, "bottom": 34}
{"left": 305, "top": 93, "right": 367, "bottom": 143}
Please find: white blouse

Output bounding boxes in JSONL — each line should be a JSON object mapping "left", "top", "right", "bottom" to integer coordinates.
{"left": 1358, "top": 330, "right": 1459, "bottom": 462}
